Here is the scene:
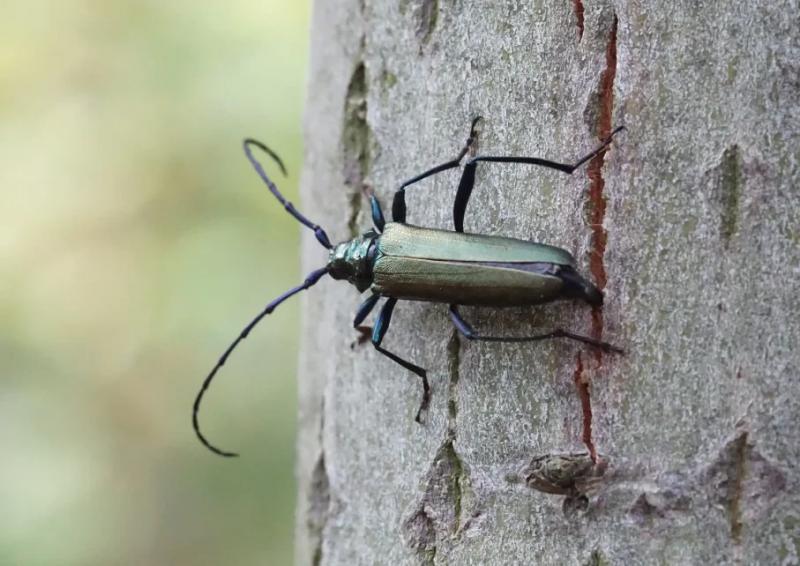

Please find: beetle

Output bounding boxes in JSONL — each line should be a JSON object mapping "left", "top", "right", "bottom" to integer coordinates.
{"left": 193, "top": 118, "right": 625, "bottom": 457}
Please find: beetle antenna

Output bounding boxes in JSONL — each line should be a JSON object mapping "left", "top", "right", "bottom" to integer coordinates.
{"left": 193, "top": 266, "right": 330, "bottom": 457}
{"left": 243, "top": 139, "right": 333, "bottom": 249}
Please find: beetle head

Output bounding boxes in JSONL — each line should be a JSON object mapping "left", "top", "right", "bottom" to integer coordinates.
{"left": 328, "top": 231, "right": 378, "bottom": 292}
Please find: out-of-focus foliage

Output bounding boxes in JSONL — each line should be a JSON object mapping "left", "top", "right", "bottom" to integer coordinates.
{"left": 0, "top": 1, "right": 309, "bottom": 564}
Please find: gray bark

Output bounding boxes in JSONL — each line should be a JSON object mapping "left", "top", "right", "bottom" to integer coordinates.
{"left": 295, "top": 1, "right": 799, "bottom": 564}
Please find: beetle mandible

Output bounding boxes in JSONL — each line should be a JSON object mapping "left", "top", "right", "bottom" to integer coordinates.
{"left": 193, "top": 118, "right": 625, "bottom": 457}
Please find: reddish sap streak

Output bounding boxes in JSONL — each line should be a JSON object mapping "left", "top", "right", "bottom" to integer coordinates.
{"left": 573, "top": 15, "right": 618, "bottom": 460}
{"left": 573, "top": 0, "right": 585, "bottom": 41}
{"left": 573, "top": 353, "right": 596, "bottom": 462}
{"left": 586, "top": 15, "right": 618, "bottom": 361}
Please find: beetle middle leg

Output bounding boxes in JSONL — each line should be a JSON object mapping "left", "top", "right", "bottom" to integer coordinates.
{"left": 371, "top": 298, "right": 431, "bottom": 422}
{"left": 453, "top": 126, "right": 625, "bottom": 232}
{"left": 448, "top": 305, "right": 624, "bottom": 354}
{"left": 391, "top": 116, "right": 482, "bottom": 224}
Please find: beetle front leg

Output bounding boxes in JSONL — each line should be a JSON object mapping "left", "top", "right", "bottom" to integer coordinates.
{"left": 350, "top": 293, "right": 380, "bottom": 348}
{"left": 353, "top": 293, "right": 380, "bottom": 326}
{"left": 448, "top": 305, "right": 624, "bottom": 354}
{"left": 372, "top": 298, "right": 431, "bottom": 422}
{"left": 453, "top": 126, "right": 625, "bottom": 232}
{"left": 391, "top": 117, "right": 481, "bottom": 223}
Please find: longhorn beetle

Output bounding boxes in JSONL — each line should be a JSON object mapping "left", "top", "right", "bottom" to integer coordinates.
{"left": 194, "top": 118, "right": 625, "bottom": 457}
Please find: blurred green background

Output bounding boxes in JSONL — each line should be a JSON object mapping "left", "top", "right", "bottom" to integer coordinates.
{"left": 1, "top": 1, "right": 310, "bottom": 564}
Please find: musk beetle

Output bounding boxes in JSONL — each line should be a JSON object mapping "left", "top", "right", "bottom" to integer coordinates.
{"left": 194, "top": 118, "right": 625, "bottom": 457}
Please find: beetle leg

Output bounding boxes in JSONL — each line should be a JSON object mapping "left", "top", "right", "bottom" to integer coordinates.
{"left": 392, "top": 117, "right": 482, "bottom": 223}
{"left": 453, "top": 126, "right": 625, "bottom": 232}
{"left": 350, "top": 293, "right": 380, "bottom": 348}
{"left": 448, "top": 305, "right": 624, "bottom": 354}
{"left": 353, "top": 293, "right": 381, "bottom": 326}
{"left": 360, "top": 185, "right": 387, "bottom": 232}
{"left": 372, "top": 298, "right": 431, "bottom": 422}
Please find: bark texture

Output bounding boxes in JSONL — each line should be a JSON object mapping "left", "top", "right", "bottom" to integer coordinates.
{"left": 295, "top": 1, "right": 799, "bottom": 564}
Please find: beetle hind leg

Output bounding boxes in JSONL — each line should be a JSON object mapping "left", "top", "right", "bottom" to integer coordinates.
{"left": 449, "top": 305, "right": 624, "bottom": 354}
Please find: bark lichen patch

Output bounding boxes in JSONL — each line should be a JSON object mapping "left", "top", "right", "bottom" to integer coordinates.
{"left": 706, "top": 431, "right": 750, "bottom": 542}
{"left": 381, "top": 69, "right": 398, "bottom": 90}
{"left": 584, "top": 549, "right": 607, "bottom": 566}
{"left": 342, "top": 62, "right": 372, "bottom": 237}
{"left": 414, "top": 0, "right": 439, "bottom": 46}
{"left": 402, "top": 437, "right": 470, "bottom": 559}
{"left": 403, "top": 507, "right": 437, "bottom": 565}
{"left": 347, "top": 190, "right": 362, "bottom": 239}
{"left": 717, "top": 145, "right": 743, "bottom": 246}
{"left": 446, "top": 330, "right": 461, "bottom": 425}
{"left": 702, "top": 430, "right": 787, "bottom": 541}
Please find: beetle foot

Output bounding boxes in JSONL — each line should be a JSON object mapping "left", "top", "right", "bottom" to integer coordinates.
{"left": 414, "top": 373, "right": 431, "bottom": 424}
{"left": 599, "top": 341, "right": 625, "bottom": 355}
{"left": 350, "top": 325, "right": 373, "bottom": 349}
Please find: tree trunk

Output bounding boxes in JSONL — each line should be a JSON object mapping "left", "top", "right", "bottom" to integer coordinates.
{"left": 295, "top": 1, "right": 799, "bottom": 564}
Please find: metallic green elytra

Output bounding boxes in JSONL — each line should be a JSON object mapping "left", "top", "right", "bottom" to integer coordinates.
{"left": 329, "top": 223, "right": 601, "bottom": 307}
{"left": 194, "top": 124, "right": 625, "bottom": 458}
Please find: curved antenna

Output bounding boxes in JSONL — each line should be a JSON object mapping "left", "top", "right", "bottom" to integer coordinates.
{"left": 243, "top": 139, "right": 333, "bottom": 249}
{"left": 193, "top": 266, "right": 329, "bottom": 457}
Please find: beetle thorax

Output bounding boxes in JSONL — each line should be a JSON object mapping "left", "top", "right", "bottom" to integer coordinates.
{"left": 327, "top": 230, "right": 378, "bottom": 292}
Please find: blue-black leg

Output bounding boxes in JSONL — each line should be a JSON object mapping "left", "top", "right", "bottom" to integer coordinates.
{"left": 448, "top": 305, "right": 624, "bottom": 354}
{"left": 453, "top": 126, "right": 625, "bottom": 232}
{"left": 372, "top": 298, "right": 431, "bottom": 422}
{"left": 353, "top": 293, "right": 381, "bottom": 327}
{"left": 351, "top": 293, "right": 381, "bottom": 348}
{"left": 369, "top": 194, "right": 386, "bottom": 232}
{"left": 392, "top": 117, "right": 481, "bottom": 223}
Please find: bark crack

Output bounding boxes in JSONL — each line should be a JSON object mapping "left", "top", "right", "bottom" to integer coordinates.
{"left": 403, "top": 331, "right": 468, "bottom": 563}
{"left": 574, "top": 12, "right": 618, "bottom": 463}
{"left": 307, "top": 405, "right": 331, "bottom": 566}
{"left": 342, "top": 62, "right": 372, "bottom": 238}
{"left": 415, "top": 0, "right": 439, "bottom": 46}
{"left": 446, "top": 330, "right": 461, "bottom": 431}
{"left": 446, "top": 329, "right": 463, "bottom": 531}
{"left": 586, "top": 12, "right": 618, "bottom": 344}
